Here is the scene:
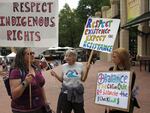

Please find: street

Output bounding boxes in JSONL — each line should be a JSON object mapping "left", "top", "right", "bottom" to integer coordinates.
{"left": 0, "top": 60, "right": 150, "bottom": 113}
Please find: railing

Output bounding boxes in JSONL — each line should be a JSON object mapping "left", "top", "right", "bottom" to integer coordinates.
{"left": 137, "top": 55, "right": 150, "bottom": 72}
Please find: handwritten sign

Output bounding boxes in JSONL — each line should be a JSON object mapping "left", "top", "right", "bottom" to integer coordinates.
{"left": 0, "top": 0, "right": 58, "bottom": 47}
{"left": 79, "top": 17, "right": 120, "bottom": 53}
{"left": 95, "top": 71, "right": 132, "bottom": 111}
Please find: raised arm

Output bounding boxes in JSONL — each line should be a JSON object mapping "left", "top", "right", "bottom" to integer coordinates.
{"left": 50, "top": 70, "right": 63, "bottom": 83}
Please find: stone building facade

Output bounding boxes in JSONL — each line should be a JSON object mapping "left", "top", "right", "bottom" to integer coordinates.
{"left": 100, "top": 0, "right": 150, "bottom": 61}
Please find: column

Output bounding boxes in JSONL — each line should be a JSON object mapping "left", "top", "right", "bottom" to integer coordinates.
{"left": 95, "top": 11, "right": 102, "bottom": 61}
{"left": 110, "top": 0, "right": 120, "bottom": 50}
{"left": 101, "top": 6, "right": 110, "bottom": 61}
{"left": 137, "top": 0, "right": 150, "bottom": 56}
{"left": 120, "top": 0, "right": 129, "bottom": 50}
{"left": 110, "top": 0, "right": 119, "bottom": 18}
{"left": 108, "top": 0, "right": 120, "bottom": 61}
{"left": 101, "top": 6, "right": 110, "bottom": 18}
{"left": 95, "top": 11, "right": 101, "bottom": 17}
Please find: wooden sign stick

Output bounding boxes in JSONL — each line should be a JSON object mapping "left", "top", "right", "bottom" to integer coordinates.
{"left": 83, "top": 11, "right": 101, "bottom": 78}
{"left": 82, "top": 50, "right": 94, "bottom": 80}
{"left": 28, "top": 48, "right": 32, "bottom": 108}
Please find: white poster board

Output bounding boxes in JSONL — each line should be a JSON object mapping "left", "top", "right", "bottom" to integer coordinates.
{"left": 79, "top": 17, "right": 120, "bottom": 53}
{"left": 95, "top": 71, "right": 132, "bottom": 111}
{"left": 0, "top": 0, "right": 58, "bottom": 47}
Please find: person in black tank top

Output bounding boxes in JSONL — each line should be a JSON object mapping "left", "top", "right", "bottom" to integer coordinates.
{"left": 105, "top": 48, "right": 140, "bottom": 113}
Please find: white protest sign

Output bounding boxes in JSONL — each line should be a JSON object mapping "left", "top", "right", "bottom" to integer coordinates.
{"left": 79, "top": 17, "right": 120, "bottom": 53}
{"left": 0, "top": 0, "right": 58, "bottom": 47}
{"left": 95, "top": 71, "right": 132, "bottom": 111}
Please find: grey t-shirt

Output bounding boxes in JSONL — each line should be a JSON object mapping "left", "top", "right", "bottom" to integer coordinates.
{"left": 62, "top": 62, "right": 83, "bottom": 88}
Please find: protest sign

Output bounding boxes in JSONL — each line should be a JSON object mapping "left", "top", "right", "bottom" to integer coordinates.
{"left": 0, "top": 0, "right": 58, "bottom": 48}
{"left": 79, "top": 17, "right": 120, "bottom": 53}
{"left": 0, "top": 0, "right": 58, "bottom": 108}
{"left": 95, "top": 71, "right": 132, "bottom": 111}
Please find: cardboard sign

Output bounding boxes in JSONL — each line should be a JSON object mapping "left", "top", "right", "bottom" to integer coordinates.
{"left": 95, "top": 71, "right": 132, "bottom": 111}
{"left": 79, "top": 17, "right": 120, "bottom": 53}
{"left": 0, "top": 0, "right": 58, "bottom": 47}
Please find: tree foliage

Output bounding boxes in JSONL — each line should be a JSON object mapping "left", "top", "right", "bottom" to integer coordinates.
{"left": 75, "top": 0, "right": 110, "bottom": 28}
{"left": 59, "top": 0, "right": 110, "bottom": 47}
{"left": 59, "top": 4, "right": 80, "bottom": 47}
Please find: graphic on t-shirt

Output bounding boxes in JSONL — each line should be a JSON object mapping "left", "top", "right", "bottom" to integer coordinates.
{"left": 66, "top": 70, "right": 78, "bottom": 78}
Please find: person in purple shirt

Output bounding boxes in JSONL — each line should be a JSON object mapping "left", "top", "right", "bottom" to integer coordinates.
{"left": 9, "top": 48, "right": 49, "bottom": 113}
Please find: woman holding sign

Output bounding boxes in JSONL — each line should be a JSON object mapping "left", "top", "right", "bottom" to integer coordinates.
{"left": 105, "top": 48, "right": 139, "bottom": 113}
{"left": 9, "top": 48, "right": 50, "bottom": 113}
{"left": 51, "top": 49, "right": 90, "bottom": 113}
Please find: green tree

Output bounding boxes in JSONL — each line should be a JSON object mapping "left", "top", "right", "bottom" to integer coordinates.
{"left": 76, "top": 0, "right": 110, "bottom": 23}
{"left": 75, "top": 0, "right": 110, "bottom": 45}
{"left": 59, "top": 0, "right": 110, "bottom": 47}
{"left": 59, "top": 4, "right": 80, "bottom": 47}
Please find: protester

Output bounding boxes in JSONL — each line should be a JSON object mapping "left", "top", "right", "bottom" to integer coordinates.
{"left": 9, "top": 47, "right": 49, "bottom": 113}
{"left": 105, "top": 48, "right": 140, "bottom": 113}
{"left": 51, "top": 49, "right": 90, "bottom": 113}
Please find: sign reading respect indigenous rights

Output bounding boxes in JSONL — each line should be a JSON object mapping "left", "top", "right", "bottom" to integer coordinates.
{"left": 95, "top": 71, "right": 132, "bottom": 111}
{"left": 0, "top": 0, "right": 58, "bottom": 47}
{"left": 79, "top": 17, "right": 120, "bottom": 53}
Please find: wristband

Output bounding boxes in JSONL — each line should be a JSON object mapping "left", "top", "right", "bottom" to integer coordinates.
{"left": 21, "top": 81, "right": 27, "bottom": 87}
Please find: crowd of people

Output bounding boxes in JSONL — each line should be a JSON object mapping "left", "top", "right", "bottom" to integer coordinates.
{"left": 0, "top": 47, "right": 140, "bottom": 113}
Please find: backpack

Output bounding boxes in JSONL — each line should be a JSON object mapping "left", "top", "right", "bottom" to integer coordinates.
{"left": 3, "top": 68, "right": 24, "bottom": 97}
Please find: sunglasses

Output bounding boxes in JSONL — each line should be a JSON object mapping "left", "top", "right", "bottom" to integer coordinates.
{"left": 26, "top": 52, "right": 35, "bottom": 55}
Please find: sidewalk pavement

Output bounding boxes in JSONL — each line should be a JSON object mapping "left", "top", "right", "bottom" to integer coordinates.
{"left": 0, "top": 61, "right": 150, "bottom": 113}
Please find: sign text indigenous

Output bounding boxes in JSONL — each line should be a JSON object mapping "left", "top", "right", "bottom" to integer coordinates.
{"left": 79, "top": 17, "right": 120, "bottom": 53}
{"left": 0, "top": 0, "right": 58, "bottom": 47}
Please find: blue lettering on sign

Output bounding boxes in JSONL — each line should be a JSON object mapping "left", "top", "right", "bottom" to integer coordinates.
{"left": 98, "top": 73, "right": 128, "bottom": 84}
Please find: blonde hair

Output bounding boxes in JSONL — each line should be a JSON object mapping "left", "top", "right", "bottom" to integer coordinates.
{"left": 113, "top": 48, "right": 130, "bottom": 70}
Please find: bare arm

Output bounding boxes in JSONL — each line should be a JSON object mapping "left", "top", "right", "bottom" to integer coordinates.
{"left": 50, "top": 70, "right": 63, "bottom": 83}
{"left": 10, "top": 73, "right": 33, "bottom": 99}
{"left": 10, "top": 79, "right": 27, "bottom": 99}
